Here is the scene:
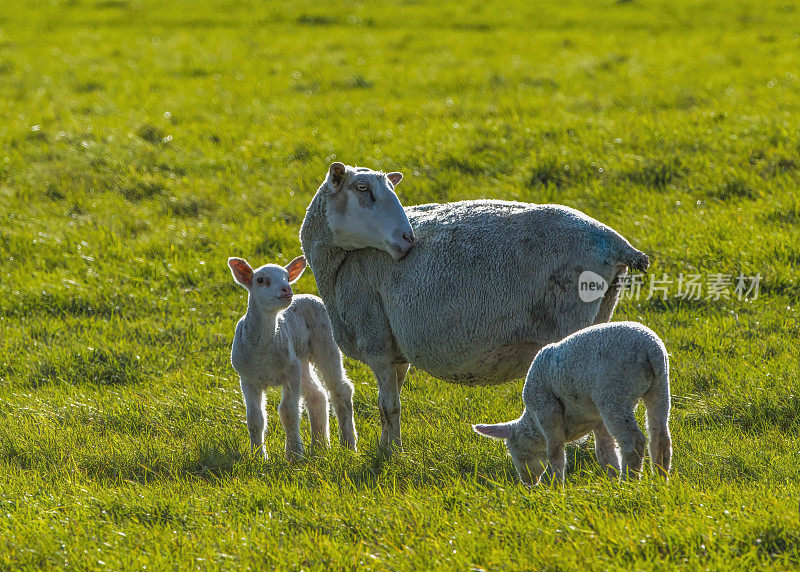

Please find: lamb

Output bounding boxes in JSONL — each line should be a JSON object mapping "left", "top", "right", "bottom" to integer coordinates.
{"left": 228, "top": 255, "right": 357, "bottom": 461}
{"left": 299, "top": 162, "right": 650, "bottom": 450}
{"left": 473, "top": 321, "right": 671, "bottom": 485}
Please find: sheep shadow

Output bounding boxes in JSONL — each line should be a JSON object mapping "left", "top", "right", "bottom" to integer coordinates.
{"left": 48, "top": 436, "right": 606, "bottom": 488}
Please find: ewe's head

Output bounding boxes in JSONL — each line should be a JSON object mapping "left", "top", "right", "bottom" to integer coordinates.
{"left": 322, "top": 162, "right": 415, "bottom": 260}
{"left": 228, "top": 256, "right": 307, "bottom": 312}
{"left": 473, "top": 421, "right": 547, "bottom": 486}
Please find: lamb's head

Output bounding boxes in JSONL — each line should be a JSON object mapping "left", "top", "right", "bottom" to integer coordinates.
{"left": 473, "top": 420, "right": 547, "bottom": 486}
{"left": 321, "top": 162, "right": 415, "bottom": 260}
{"left": 228, "top": 255, "right": 307, "bottom": 312}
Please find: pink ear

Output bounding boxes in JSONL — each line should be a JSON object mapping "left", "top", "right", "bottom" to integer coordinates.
{"left": 285, "top": 255, "right": 307, "bottom": 283}
{"left": 228, "top": 257, "right": 253, "bottom": 288}
{"left": 386, "top": 172, "right": 403, "bottom": 186}
{"left": 473, "top": 423, "right": 514, "bottom": 440}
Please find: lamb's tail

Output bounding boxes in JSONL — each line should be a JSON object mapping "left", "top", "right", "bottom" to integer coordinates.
{"left": 643, "top": 346, "right": 671, "bottom": 477}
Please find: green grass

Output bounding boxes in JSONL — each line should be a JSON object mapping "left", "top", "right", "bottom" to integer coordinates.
{"left": 2, "top": 0, "right": 800, "bottom": 568}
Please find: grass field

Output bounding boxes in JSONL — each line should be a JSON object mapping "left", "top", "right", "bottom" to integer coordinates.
{"left": 2, "top": 0, "right": 800, "bottom": 568}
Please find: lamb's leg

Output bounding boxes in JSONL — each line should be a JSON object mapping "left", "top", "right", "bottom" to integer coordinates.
{"left": 600, "top": 406, "right": 646, "bottom": 481}
{"left": 278, "top": 373, "right": 304, "bottom": 462}
{"left": 532, "top": 391, "right": 567, "bottom": 484}
{"left": 311, "top": 344, "right": 357, "bottom": 450}
{"left": 593, "top": 421, "right": 621, "bottom": 478}
{"left": 301, "top": 362, "right": 330, "bottom": 452}
{"left": 372, "top": 362, "right": 402, "bottom": 451}
{"left": 241, "top": 380, "right": 266, "bottom": 459}
{"left": 643, "top": 386, "right": 672, "bottom": 477}
{"left": 396, "top": 363, "right": 410, "bottom": 393}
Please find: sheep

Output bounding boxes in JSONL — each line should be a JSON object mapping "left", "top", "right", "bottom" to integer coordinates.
{"left": 299, "top": 162, "right": 650, "bottom": 450}
{"left": 473, "top": 321, "right": 671, "bottom": 485}
{"left": 228, "top": 254, "right": 357, "bottom": 461}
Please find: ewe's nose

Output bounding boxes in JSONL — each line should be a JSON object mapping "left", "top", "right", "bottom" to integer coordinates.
{"left": 398, "top": 229, "right": 415, "bottom": 252}
{"left": 388, "top": 227, "right": 415, "bottom": 260}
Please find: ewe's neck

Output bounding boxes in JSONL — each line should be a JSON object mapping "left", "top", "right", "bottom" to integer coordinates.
{"left": 243, "top": 298, "right": 280, "bottom": 344}
{"left": 300, "top": 188, "right": 347, "bottom": 302}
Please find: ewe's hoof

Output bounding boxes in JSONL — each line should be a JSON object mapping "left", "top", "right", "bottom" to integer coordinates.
{"left": 285, "top": 444, "right": 305, "bottom": 463}
{"left": 341, "top": 437, "right": 358, "bottom": 451}
{"left": 377, "top": 437, "right": 403, "bottom": 454}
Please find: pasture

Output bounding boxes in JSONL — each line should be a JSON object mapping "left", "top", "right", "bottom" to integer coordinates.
{"left": 1, "top": 0, "right": 799, "bottom": 568}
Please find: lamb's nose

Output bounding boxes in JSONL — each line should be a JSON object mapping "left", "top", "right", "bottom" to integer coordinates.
{"left": 281, "top": 286, "right": 292, "bottom": 296}
{"left": 402, "top": 231, "right": 415, "bottom": 246}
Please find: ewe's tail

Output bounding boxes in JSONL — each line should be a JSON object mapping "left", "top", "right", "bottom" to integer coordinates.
{"left": 623, "top": 244, "right": 650, "bottom": 272}
{"left": 630, "top": 251, "right": 650, "bottom": 272}
{"left": 606, "top": 228, "right": 649, "bottom": 272}
{"left": 594, "top": 240, "right": 649, "bottom": 325}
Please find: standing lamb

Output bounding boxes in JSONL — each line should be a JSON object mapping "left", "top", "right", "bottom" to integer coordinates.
{"left": 300, "top": 162, "right": 650, "bottom": 450}
{"left": 228, "top": 255, "right": 357, "bottom": 461}
{"left": 474, "top": 321, "right": 671, "bottom": 485}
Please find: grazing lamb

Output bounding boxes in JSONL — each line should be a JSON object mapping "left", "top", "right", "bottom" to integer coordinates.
{"left": 228, "top": 255, "right": 357, "bottom": 461}
{"left": 300, "top": 162, "right": 649, "bottom": 450}
{"left": 474, "top": 321, "right": 671, "bottom": 485}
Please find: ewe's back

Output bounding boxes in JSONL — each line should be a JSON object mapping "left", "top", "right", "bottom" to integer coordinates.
{"left": 378, "top": 200, "right": 638, "bottom": 385}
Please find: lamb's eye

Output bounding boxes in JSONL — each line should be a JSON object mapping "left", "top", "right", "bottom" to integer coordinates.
{"left": 256, "top": 277, "right": 263, "bottom": 284}
{"left": 265, "top": 278, "right": 271, "bottom": 287}
{"left": 356, "top": 182, "right": 369, "bottom": 192}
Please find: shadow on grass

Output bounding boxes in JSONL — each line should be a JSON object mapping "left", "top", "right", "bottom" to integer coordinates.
{"left": 2, "top": 432, "right": 653, "bottom": 490}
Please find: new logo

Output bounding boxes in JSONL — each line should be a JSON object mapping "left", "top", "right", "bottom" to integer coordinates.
{"left": 578, "top": 271, "right": 608, "bottom": 303}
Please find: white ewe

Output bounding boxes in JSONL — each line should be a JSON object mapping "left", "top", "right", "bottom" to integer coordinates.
{"left": 300, "top": 162, "right": 649, "bottom": 449}
{"left": 228, "top": 255, "right": 357, "bottom": 461}
{"left": 474, "top": 321, "right": 671, "bottom": 485}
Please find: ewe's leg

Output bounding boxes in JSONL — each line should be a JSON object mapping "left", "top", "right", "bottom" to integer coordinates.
{"left": 593, "top": 421, "right": 621, "bottom": 478}
{"left": 278, "top": 374, "right": 304, "bottom": 462}
{"left": 301, "top": 362, "right": 330, "bottom": 451}
{"left": 644, "top": 388, "right": 672, "bottom": 477}
{"left": 396, "top": 363, "right": 410, "bottom": 393}
{"left": 533, "top": 391, "right": 567, "bottom": 484}
{"left": 600, "top": 406, "right": 646, "bottom": 481}
{"left": 372, "top": 362, "right": 402, "bottom": 450}
{"left": 311, "top": 348, "right": 357, "bottom": 450}
{"left": 241, "top": 380, "right": 266, "bottom": 459}
{"left": 593, "top": 268, "right": 625, "bottom": 325}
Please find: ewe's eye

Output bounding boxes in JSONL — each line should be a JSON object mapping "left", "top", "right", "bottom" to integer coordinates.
{"left": 356, "top": 182, "right": 369, "bottom": 192}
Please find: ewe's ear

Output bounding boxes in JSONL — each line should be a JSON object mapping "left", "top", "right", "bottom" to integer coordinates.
{"left": 228, "top": 257, "right": 254, "bottom": 289}
{"left": 285, "top": 255, "right": 307, "bottom": 283}
{"left": 386, "top": 172, "right": 403, "bottom": 186}
{"left": 473, "top": 423, "right": 514, "bottom": 440}
{"left": 327, "top": 162, "right": 346, "bottom": 190}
